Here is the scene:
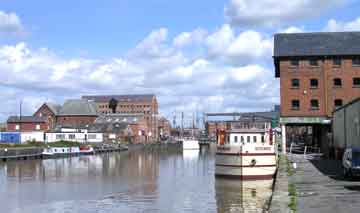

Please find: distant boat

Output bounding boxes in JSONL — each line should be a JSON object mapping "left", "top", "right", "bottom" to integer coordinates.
{"left": 181, "top": 138, "right": 200, "bottom": 150}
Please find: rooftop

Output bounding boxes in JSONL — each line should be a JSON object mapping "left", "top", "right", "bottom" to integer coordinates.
{"left": 7, "top": 116, "right": 47, "bottom": 123}
{"left": 274, "top": 32, "right": 360, "bottom": 57}
{"left": 58, "top": 99, "right": 98, "bottom": 116}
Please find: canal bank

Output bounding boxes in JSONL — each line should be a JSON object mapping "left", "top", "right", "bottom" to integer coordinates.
{"left": 0, "top": 142, "right": 129, "bottom": 161}
{"left": 287, "top": 154, "right": 360, "bottom": 213}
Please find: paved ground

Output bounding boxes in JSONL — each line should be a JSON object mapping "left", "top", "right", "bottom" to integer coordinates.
{"left": 289, "top": 154, "right": 360, "bottom": 213}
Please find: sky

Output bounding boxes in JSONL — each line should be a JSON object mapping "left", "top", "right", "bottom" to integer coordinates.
{"left": 1, "top": 0, "right": 360, "bottom": 125}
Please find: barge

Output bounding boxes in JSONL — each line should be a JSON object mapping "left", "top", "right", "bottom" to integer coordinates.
{"left": 215, "top": 115, "right": 277, "bottom": 180}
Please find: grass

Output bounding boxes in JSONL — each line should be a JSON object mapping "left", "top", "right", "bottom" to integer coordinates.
{"left": 288, "top": 183, "right": 297, "bottom": 212}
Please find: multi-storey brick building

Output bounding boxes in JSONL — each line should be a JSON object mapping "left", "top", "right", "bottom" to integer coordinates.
{"left": 82, "top": 94, "right": 160, "bottom": 141}
{"left": 274, "top": 32, "right": 360, "bottom": 154}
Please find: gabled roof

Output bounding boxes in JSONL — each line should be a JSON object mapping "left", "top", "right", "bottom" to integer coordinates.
{"left": 7, "top": 116, "right": 47, "bottom": 123}
{"left": 82, "top": 94, "right": 155, "bottom": 103}
{"left": 274, "top": 32, "right": 360, "bottom": 57}
{"left": 58, "top": 99, "right": 98, "bottom": 116}
{"left": 45, "top": 102, "right": 61, "bottom": 115}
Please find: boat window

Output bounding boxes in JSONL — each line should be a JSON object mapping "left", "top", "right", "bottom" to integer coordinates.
{"left": 241, "top": 136, "right": 244, "bottom": 143}
{"left": 247, "top": 136, "right": 250, "bottom": 143}
{"left": 227, "top": 136, "right": 230, "bottom": 144}
{"left": 261, "top": 135, "right": 265, "bottom": 143}
{"left": 253, "top": 136, "right": 257, "bottom": 143}
{"left": 234, "top": 136, "right": 238, "bottom": 143}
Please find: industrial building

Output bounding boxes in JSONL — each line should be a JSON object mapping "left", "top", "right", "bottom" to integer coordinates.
{"left": 274, "top": 32, "right": 360, "bottom": 154}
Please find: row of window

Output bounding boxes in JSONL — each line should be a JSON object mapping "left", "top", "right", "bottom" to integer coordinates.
{"left": 290, "top": 58, "right": 360, "bottom": 67}
{"left": 291, "top": 77, "right": 360, "bottom": 88}
{"left": 230, "top": 135, "right": 265, "bottom": 143}
{"left": 14, "top": 124, "right": 41, "bottom": 130}
{"left": 99, "top": 105, "right": 151, "bottom": 109}
{"left": 291, "top": 99, "right": 343, "bottom": 110}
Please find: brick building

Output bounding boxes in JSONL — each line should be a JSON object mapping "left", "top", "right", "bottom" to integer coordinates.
{"left": 82, "top": 94, "right": 160, "bottom": 141}
{"left": 7, "top": 116, "right": 48, "bottom": 132}
{"left": 33, "top": 102, "right": 61, "bottom": 129}
{"left": 56, "top": 99, "right": 98, "bottom": 126}
{"left": 274, "top": 32, "right": 360, "bottom": 154}
{"left": 95, "top": 114, "right": 149, "bottom": 143}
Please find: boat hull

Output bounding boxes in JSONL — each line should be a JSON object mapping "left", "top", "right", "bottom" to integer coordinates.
{"left": 215, "top": 146, "right": 277, "bottom": 180}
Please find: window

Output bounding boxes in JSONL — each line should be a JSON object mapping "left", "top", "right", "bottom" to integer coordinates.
{"left": 35, "top": 124, "right": 40, "bottom": 130}
{"left": 309, "top": 59, "right": 319, "bottom": 66}
{"left": 247, "top": 136, "right": 251, "bottom": 143}
{"left": 310, "top": 79, "right": 318, "bottom": 88}
{"left": 253, "top": 136, "right": 257, "bottom": 143}
{"left": 88, "top": 134, "right": 97, "bottom": 140}
{"left": 291, "top": 100, "right": 300, "bottom": 110}
{"left": 227, "top": 136, "right": 230, "bottom": 143}
{"left": 241, "top": 136, "right": 244, "bottom": 143}
{"left": 15, "top": 125, "right": 19, "bottom": 130}
{"left": 352, "top": 58, "right": 360, "bottom": 66}
{"left": 334, "top": 99, "right": 343, "bottom": 108}
{"left": 310, "top": 99, "right": 319, "bottom": 110}
{"left": 291, "top": 79, "right": 300, "bottom": 88}
{"left": 353, "top": 78, "right": 360, "bottom": 87}
{"left": 333, "top": 58, "right": 342, "bottom": 66}
{"left": 333, "top": 78, "right": 342, "bottom": 87}
{"left": 261, "top": 135, "right": 265, "bottom": 143}
{"left": 290, "top": 60, "right": 299, "bottom": 67}
{"left": 56, "top": 134, "right": 65, "bottom": 140}
{"left": 68, "top": 134, "right": 75, "bottom": 140}
{"left": 234, "top": 136, "right": 238, "bottom": 143}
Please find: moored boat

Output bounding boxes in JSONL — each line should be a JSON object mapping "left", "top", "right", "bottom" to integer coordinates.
{"left": 215, "top": 115, "right": 277, "bottom": 180}
{"left": 182, "top": 138, "right": 200, "bottom": 150}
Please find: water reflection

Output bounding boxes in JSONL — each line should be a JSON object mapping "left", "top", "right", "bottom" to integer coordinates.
{"left": 216, "top": 178, "right": 273, "bottom": 212}
{"left": 0, "top": 145, "right": 273, "bottom": 213}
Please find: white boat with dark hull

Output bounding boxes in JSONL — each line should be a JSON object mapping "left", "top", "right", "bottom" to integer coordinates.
{"left": 215, "top": 116, "right": 277, "bottom": 180}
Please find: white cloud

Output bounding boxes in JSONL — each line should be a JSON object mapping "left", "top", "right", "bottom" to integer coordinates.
{"left": 206, "top": 24, "right": 273, "bottom": 64}
{"left": 225, "top": 0, "right": 345, "bottom": 27}
{"left": 279, "top": 26, "right": 304, "bottom": 34}
{"left": 324, "top": 17, "right": 360, "bottom": 32}
{"left": 173, "top": 28, "right": 208, "bottom": 47}
{"left": 0, "top": 11, "right": 24, "bottom": 35}
{"left": 0, "top": 26, "right": 279, "bottom": 122}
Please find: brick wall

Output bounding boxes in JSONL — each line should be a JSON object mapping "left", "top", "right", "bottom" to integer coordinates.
{"left": 33, "top": 104, "right": 57, "bottom": 130}
{"left": 56, "top": 116, "right": 97, "bottom": 126}
{"left": 7, "top": 122, "right": 48, "bottom": 132}
{"left": 279, "top": 58, "right": 360, "bottom": 117}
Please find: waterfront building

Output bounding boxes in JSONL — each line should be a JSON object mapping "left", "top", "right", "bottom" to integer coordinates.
{"left": 56, "top": 99, "right": 98, "bottom": 126}
{"left": 33, "top": 102, "right": 61, "bottom": 130}
{"left": 82, "top": 94, "right": 160, "bottom": 141}
{"left": 7, "top": 116, "right": 49, "bottom": 132}
{"left": 46, "top": 126, "right": 103, "bottom": 143}
{"left": 95, "top": 114, "right": 147, "bottom": 143}
{"left": 274, "top": 32, "right": 360, "bottom": 154}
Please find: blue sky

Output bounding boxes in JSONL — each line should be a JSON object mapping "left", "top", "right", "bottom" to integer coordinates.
{"left": 0, "top": 0, "right": 360, "bottom": 124}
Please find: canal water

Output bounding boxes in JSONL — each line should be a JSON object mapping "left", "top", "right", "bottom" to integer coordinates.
{"left": 0, "top": 145, "right": 273, "bottom": 213}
